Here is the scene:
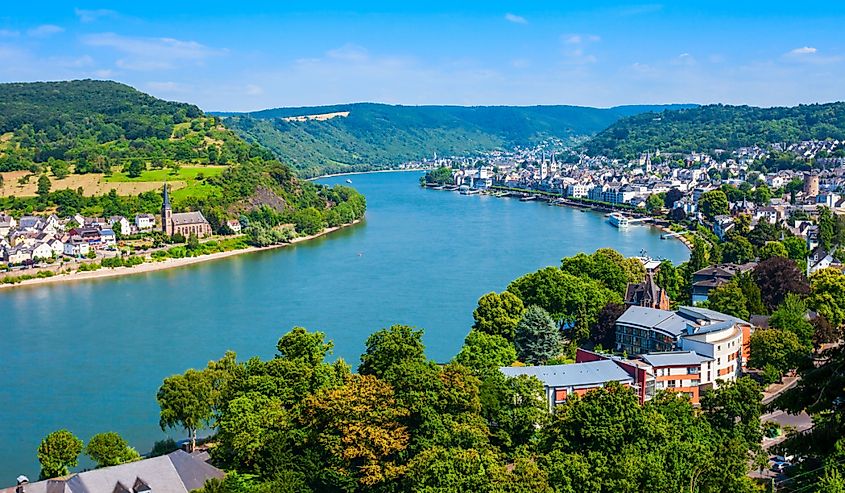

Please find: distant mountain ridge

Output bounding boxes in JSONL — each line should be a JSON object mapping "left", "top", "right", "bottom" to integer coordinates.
{"left": 583, "top": 102, "right": 845, "bottom": 159}
{"left": 215, "top": 103, "right": 696, "bottom": 177}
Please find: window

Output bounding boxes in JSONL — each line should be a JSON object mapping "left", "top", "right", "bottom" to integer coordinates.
{"left": 687, "top": 367, "right": 699, "bottom": 374}
{"left": 668, "top": 380, "right": 677, "bottom": 388}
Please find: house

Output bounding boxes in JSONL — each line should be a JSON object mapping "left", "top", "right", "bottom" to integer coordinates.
{"left": 46, "top": 238, "right": 65, "bottom": 257}
{"left": 63, "top": 236, "right": 90, "bottom": 257}
{"left": 5, "top": 245, "right": 32, "bottom": 265}
{"left": 69, "top": 227, "right": 101, "bottom": 246}
{"left": 691, "top": 262, "right": 756, "bottom": 304}
{"left": 0, "top": 214, "right": 16, "bottom": 237}
{"left": 712, "top": 215, "right": 735, "bottom": 241}
{"left": 500, "top": 359, "right": 637, "bottom": 411}
{"left": 614, "top": 305, "right": 751, "bottom": 387}
{"left": 99, "top": 229, "right": 117, "bottom": 247}
{"left": 1, "top": 449, "right": 224, "bottom": 493}
{"left": 226, "top": 219, "right": 242, "bottom": 233}
{"left": 624, "top": 272, "right": 670, "bottom": 310}
{"left": 17, "top": 216, "right": 43, "bottom": 231}
{"left": 135, "top": 214, "right": 156, "bottom": 231}
{"left": 31, "top": 242, "right": 53, "bottom": 260}
{"left": 755, "top": 206, "right": 781, "bottom": 224}
{"left": 109, "top": 216, "right": 132, "bottom": 236}
{"left": 808, "top": 246, "right": 842, "bottom": 275}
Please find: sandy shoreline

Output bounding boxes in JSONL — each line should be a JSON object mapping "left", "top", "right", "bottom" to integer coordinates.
{"left": 308, "top": 168, "right": 427, "bottom": 181}
{"left": 0, "top": 219, "right": 362, "bottom": 291}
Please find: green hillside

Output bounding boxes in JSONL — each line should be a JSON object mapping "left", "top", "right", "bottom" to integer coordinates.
{"left": 583, "top": 102, "right": 845, "bottom": 159}
{"left": 0, "top": 80, "right": 365, "bottom": 231}
{"left": 217, "top": 103, "right": 694, "bottom": 177}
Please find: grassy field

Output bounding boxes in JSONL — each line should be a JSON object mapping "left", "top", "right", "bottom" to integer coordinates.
{"left": 0, "top": 165, "right": 225, "bottom": 198}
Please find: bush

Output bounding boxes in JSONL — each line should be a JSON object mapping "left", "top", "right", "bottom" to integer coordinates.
{"left": 149, "top": 438, "right": 179, "bottom": 457}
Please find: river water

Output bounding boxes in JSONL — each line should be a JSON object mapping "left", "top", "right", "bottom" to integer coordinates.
{"left": 0, "top": 170, "right": 687, "bottom": 480}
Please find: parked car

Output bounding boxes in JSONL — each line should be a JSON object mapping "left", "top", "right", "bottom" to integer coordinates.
{"left": 771, "top": 461, "right": 789, "bottom": 472}
{"left": 773, "top": 454, "right": 794, "bottom": 463}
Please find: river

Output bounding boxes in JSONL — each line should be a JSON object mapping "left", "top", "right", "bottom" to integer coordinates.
{"left": 0, "top": 170, "right": 688, "bottom": 480}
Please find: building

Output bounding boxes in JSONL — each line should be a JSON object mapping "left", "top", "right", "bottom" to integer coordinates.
{"left": 804, "top": 172, "right": 820, "bottom": 197}
{"left": 624, "top": 272, "right": 670, "bottom": 310}
{"left": 0, "top": 214, "right": 16, "bottom": 237}
{"left": 500, "top": 359, "right": 636, "bottom": 411}
{"left": 691, "top": 262, "right": 756, "bottom": 304}
{"left": 1, "top": 450, "right": 224, "bottom": 493}
{"left": 640, "top": 351, "right": 714, "bottom": 403}
{"left": 226, "top": 219, "right": 242, "bottom": 233}
{"left": 109, "top": 216, "right": 132, "bottom": 236}
{"left": 135, "top": 214, "right": 156, "bottom": 231}
{"left": 614, "top": 305, "right": 751, "bottom": 385}
{"left": 161, "top": 184, "right": 212, "bottom": 238}
{"left": 63, "top": 236, "right": 90, "bottom": 257}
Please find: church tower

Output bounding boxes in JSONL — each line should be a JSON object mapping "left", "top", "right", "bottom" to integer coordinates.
{"left": 162, "top": 183, "right": 173, "bottom": 236}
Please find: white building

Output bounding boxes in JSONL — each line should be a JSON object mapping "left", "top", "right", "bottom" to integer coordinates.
{"left": 135, "top": 214, "right": 156, "bottom": 231}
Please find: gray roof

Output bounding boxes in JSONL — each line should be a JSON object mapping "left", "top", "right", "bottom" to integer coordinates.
{"left": 616, "top": 305, "right": 748, "bottom": 338}
{"left": 1, "top": 450, "right": 223, "bottom": 493}
{"left": 171, "top": 211, "right": 209, "bottom": 226}
{"left": 640, "top": 351, "right": 713, "bottom": 367}
{"left": 678, "top": 306, "right": 748, "bottom": 325}
{"left": 499, "top": 360, "right": 633, "bottom": 389}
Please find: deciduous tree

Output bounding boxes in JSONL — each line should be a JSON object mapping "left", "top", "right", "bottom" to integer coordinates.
{"left": 157, "top": 369, "right": 214, "bottom": 451}
{"left": 455, "top": 329, "right": 516, "bottom": 374}
{"left": 37, "top": 429, "right": 83, "bottom": 479}
{"left": 84, "top": 432, "right": 140, "bottom": 468}
{"left": 471, "top": 291, "right": 525, "bottom": 340}
{"left": 698, "top": 190, "right": 729, "bottom": 219}
{"left": 754, "top": 256, "right": 810, "bottom": 311}
{"left": 706, "top": 281, "right": 749, "bottom": 320}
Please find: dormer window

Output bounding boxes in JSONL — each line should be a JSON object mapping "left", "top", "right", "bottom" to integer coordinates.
{"left": 133, "top": 477, "right": 152, "bottom": 493}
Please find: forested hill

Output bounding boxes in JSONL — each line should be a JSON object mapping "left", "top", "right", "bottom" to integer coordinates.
{"left": 216, "top": 103, "right": 694, "bottom": 177}
{"left": 0, "top": 80, "right": 366, "bottom": 232}
{"left": 583, "top": 102, "right": 845, "bottom": 159}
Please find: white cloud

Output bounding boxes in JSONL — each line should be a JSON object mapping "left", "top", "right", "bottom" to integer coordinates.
{"left": 27, "top": 24, "right": 64, "bottom": 37}
{"left": 788, "top": 46, "right": 817, "bottom": 55}
{"left": 75, "top": 8, "right": 118, "bottom": 23}
{"left": 0, "top": 29, "right": 19, "bottom": 37}
{"left": 245, "top": 84, "right": 263, "bottom": 96}
{"left": 561, "top": 34, "right": 600, "bottom": 64}
{"left": 83, "top": 33, "right": 225, "bottom": 70}
{"left": 504, "top": 13, "right": 528, "bottom": 24}
{"left": 326, "top": 44, "right": 369, "bottom": 62}
{"left": 146, "top": 81, "right": 192, "bottom": 93}
{"left": 564, "top": 34, "right": 601, "bottom": 44}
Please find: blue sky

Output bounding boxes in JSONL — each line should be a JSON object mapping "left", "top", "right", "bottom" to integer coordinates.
{"left": 1, "top": 1, "right": 843, "bottom": 111}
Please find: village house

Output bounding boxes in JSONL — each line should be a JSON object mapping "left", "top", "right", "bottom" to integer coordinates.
{"left": 63, "top": 236, "right": 90, "bottom": 257}
{"left": 226, "top": 219, "right": 242, "bottom": 233}
{"left": 134, "top": 213, "right": 156, "bottom": 231}
{"left": 109, "top": 215, "right": 132, "bottom": 236}
{"left": 624, "top": 272, "right": 671, "bottom": 310}
{"left": 691, "top": 262, "right": 756, "bottom": 304}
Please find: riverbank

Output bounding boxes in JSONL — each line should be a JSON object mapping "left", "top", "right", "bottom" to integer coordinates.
{"left": 308, "top": 168, "right": 427, "bottom": 181}
{"left": 423, "top": 185, "right": 693, "bottom": 251}
{"left": 0, "top": 219, "right": 362, "bottom": 291}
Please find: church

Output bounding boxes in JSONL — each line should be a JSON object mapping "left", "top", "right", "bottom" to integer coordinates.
{"left": 161, "top": 184, "right": 212, "bottom": 238}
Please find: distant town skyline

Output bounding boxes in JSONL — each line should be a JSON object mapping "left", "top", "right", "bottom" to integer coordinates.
{"left": 1, "top": 1, "right": 844, "bottom": 111}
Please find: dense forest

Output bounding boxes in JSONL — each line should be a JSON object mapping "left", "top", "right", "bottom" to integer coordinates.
{"left": 584, "top": 102, "right": 845, "bottom": 159}
{"left": 0, "top": 80, "right": 366, "bottom": 233}
{"left": 218, "top": 103, "right": 694, "bottom": 177}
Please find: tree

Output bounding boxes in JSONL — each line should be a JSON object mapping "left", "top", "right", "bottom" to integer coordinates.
{"left": 645, "top": 194, "right": 664, "bottom": 213}
{"left": 36, "top": 174, "right": 51, "bottom": 197}
{"left": 359, "top": 325, "right": 427, "bottom": 379}
{"left": 819, "top": 206, "right": 836, "bottom": 251}
{"left": 759, "top": 241, "right": 788, "bottom": 261}
{"left": 664, "top": 188, "right": 684, "bottom": 209}
{"left": 480, "top": 373, "right": 547, "bottom": 451}
{"left": 748, "top": 329, "right": 807, "bottom": 383}
{"left": 514, "top": 305, "right": 562, "bottom": 365}
{"left": 126, "top": 159, "right": 145, "bottom": 178}
{"left": 721, "top": 236, "right": 755, "bottom": 264}
{"left": 698, "top": 190, "right": 729, "bottom": 219}
{"left": 735, "top": 272, "right": 766, "bottom": 316}
{"left": 187, "top": 232, "right": 200, "bottom": 251}
{"left": 754, "top": 256, "right": 810, "bottom": 311}
{"left": 769, "top": 293, "right": 815, "bottom": 348}
{"left": 84, "top": 431, "right": 140, "bottom": 468}
{"left": 471, "top": 291, "right": 525, "bottom": 341}
{"left": 655, "top": 260, "right": 681, "bottom": 301}
{"left": 157, "top": 368, "right": 214, "bottom": 451}
{"left": 700, "top": 377, "right": 763, "bottom": 446}
{"left": 300, "top": 374, "right": 409, "bottom": 489}
{"left": 37, "top": 430, "right": 83, "bottom": 479}
{"left": 706, "top": 282, "right": 749, "bottom": 320}
{"left": 783, "top": 235, "right": 810, "bottom": 262}
{"left": 591, "top": 302, "right": 627, "bottom": 349}
{"left": 51, "top": 160, "right": 69, "bottom": 179}
{"left": 293, "top": 207, "right": 326, "bottom": 236}
{"left": 808, "top": 268, "right": 845, "bottom": 329}
{"left": 455, "top": 330, "right": 517, "bottom": 374}
{"left": 752, "top": 184, "right": 772, "bottom": 205}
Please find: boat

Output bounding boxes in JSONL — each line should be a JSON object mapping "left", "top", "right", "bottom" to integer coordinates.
{"left": 519, "top": 195, "right": 537, "bottom": 202}
{"left": 346, "top": 179, "right": 352, "bottom": 183}
{"left": 607, "top": 212, "right": 630, "bottom": 228}
{"left": 460, "top": 187, "right": 481, "bottom": 195}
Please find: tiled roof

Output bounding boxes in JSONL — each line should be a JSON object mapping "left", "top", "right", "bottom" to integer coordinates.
{"left": 171, "top": 211, "right": 209, "bottom": 226}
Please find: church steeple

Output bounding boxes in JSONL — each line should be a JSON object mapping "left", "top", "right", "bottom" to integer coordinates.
{"left": 162, "top": 182, "right": 173, "bottom": 236}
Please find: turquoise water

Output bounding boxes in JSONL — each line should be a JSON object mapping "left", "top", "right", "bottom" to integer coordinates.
{"left": 0, "top": 171, "right": 687, "bottom": 480}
